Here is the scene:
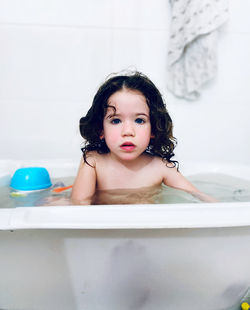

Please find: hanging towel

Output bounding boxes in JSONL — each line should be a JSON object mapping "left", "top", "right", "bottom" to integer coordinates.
{"left": 167, "top": 0, "right": 229, "bottom": 100}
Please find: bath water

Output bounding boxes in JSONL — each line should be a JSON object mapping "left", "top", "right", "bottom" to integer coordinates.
{"left": 0, "top": 173, "right": 250, "bottom": 208}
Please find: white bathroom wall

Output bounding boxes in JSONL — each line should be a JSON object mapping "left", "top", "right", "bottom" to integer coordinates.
{"left": 0, "top": 0, "right": 249, "bottom": 166}
{"left": 170, "top": 0, "right": 250, "bottom": 166}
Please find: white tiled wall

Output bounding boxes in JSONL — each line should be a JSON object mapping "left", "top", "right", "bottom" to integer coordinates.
{"left": 0, "top": 0, "right": 249, "bottom": 166}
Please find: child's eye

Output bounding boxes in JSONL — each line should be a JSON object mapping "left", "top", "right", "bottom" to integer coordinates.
{"left": 135, "top": 118, "right": 145, "bottom": 124}
{"left": 111, "top": 118, "right": 121, "bottom": 124}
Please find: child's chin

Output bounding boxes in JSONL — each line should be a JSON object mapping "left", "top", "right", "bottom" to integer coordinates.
{"left": 119, "top": 153, "right": 140, "bottom": 161}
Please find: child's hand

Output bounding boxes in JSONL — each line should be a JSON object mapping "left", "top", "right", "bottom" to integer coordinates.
{"left": 189, "top": 191, "right": 218, "bottom": 203}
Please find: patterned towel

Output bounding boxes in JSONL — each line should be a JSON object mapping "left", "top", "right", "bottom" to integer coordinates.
{"left": 167, "top": 0, "right": 229, "bottom": 100}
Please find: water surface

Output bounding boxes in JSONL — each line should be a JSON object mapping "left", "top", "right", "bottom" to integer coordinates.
{"left": 0, "top": 173, "right": 250, "bottom": 208}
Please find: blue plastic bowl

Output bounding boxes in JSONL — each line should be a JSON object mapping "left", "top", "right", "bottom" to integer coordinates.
{"left": 10, "top": 167, "right": 52, "bottom": 191}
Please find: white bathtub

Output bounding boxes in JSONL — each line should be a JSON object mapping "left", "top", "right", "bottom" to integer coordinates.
{"left": 1, "top": 159, "right": 250, "bottom": 310}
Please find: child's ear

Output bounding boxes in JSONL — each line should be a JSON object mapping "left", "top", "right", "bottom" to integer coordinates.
{"left": 100, "top": 131, "right": 104, "bottom": 139}
{"left": 150, "top": 133, "right": 155, "bottom": 139}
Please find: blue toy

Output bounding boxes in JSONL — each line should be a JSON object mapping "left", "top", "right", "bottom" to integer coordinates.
{"left": 10, "top": 167, "right": 52, "bottom": 191}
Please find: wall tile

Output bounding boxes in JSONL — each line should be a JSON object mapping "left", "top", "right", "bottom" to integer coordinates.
{"left": 0, "top": 26, "right": 112, "bottom": 102}
{"left": 111, "top": 0, "right": 170, "bottom": 29}
{"left": 0, "top": 0, "right": 170, "bottom": 30}
{"left": 0, "top": 99, "right": 83, "bottom": 159}
{"left": 221, "top": 0, "right": 250, "bottom": 34}
{"left": 109, "top": 28, "right": 169, "bottom": 79}
{"left": 215, "top": 32, "right": 250, "bottom": 104}
{"left": 0, "top": 0, "right": 113, "bottom": 28}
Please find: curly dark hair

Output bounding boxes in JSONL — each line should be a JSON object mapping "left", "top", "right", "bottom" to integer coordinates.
{"left": 79, "top": 71, "right": 178, "bottom": 168}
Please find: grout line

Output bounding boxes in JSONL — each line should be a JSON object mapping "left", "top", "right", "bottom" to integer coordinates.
{"left": 0, "top": 22, "right": 249, "bottom": 35}
{"left": 0, "top": 98, "right": 85, "bottom": 105}
{"left": 0, "top": 22, "right": 168, "bottom": 32}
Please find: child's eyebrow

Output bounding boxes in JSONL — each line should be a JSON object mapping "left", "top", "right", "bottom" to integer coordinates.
{"left": 135, "top": 113, "right": 149, "bottom": 117}
{"left": 106, "top": 114, "right": 116, "bottom": 119}
{"left": 106, "top": 112, "right": 149, "bottom": 119}
{"left": 105, "top": 112, "right": 117, "bottom": 119}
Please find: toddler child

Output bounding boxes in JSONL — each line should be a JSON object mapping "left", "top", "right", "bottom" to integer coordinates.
{"left": 72, "top": 71, "right": 215, "bottom": 204}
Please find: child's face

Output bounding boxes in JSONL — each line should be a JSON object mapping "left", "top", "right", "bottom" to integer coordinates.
{"left": 101, "top": 89, "right": 153, "bottom": 162}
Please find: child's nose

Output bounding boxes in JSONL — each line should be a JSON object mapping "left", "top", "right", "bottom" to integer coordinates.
{"left": 121, "top": 121, "right": 135, "bottom": 136}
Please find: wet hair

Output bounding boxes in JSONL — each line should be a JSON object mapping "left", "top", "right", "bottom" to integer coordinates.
{"left": 80, "top": 71, "right": 178, "bottom": 168}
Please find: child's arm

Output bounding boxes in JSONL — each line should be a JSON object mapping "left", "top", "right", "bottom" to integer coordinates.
{"left": 71, "top": 156, "right": 97, "bottom": 204}
{"left": 163, "top": 164, "right": 217, "bottom": 203}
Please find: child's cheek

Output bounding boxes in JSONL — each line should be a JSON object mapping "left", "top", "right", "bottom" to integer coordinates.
{"left": 109, "top": 132, "right": 120, "bottom": 144}
{"left": 105, "top": 127, "right": 120, "bottom": 144}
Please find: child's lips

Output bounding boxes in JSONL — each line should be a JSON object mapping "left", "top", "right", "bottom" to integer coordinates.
{"left": 120, "top": 142, "right": 136, "bottom": 151}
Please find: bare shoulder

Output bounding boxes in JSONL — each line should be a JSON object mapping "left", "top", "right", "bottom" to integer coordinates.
{"left": 152, "top": 156, "right": 177, "bottom": 171}
{"left": 80, "top": 151, "right": 103, "bottom": 168}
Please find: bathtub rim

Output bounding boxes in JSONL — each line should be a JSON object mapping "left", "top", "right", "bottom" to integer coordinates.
{"left": 1, "top": 202, "right": 250, "bottom": 230}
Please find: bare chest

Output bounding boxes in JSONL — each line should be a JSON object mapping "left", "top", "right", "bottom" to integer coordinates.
{"left": 95, "top": 159, "right": 163, "bottom": 190}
